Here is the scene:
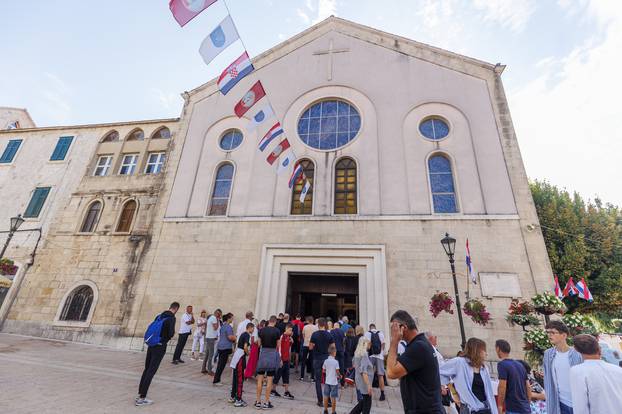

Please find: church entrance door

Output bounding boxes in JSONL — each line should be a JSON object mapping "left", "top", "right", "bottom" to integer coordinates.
{"left": 286, "top": 273, "right": 358, "bottom": 323}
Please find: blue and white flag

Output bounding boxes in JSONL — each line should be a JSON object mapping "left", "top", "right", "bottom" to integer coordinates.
{"left": 199, "top": 15, "right": 239, "bottom": 65}
{"left": 247, "top": 104, "right": 275, "bottom": 131}
{"left": 300, "top": 180, "right": 311, "bottom": 203}
{"left": 466, "top": 238, "right": 477, "bottom": 284}
{"left": 276, "top": 150, "right": 296, "bottom": 175}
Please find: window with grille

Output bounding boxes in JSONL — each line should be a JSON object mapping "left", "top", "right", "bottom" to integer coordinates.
{"left": 290, "top": 159, "right": 314, "bottom": 215}
{"left": 60, "top": 286, "right": 94, "bottom": 322}
{"left": 116, "top": 200, "right": 137, "bottom": 232}
{"left": 208, "top": 163, "right": 234, "bottom": 216}
{"left": 334, "top": 157, "right": 357, "bottom": 214}
{"left": 80, "top": 201, "right": 102, "bottom": 233}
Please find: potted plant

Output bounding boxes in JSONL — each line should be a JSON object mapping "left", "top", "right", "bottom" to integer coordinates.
{"left": 506, "top": 299, "right": 540, "bottom": 330}
{"left": 562, "top": 313, "right": 598, "bottom": 336}
{"left": 429, "top": 292, "right": 454, "bottom": 318}
{"left": 0, "top": 258, "right": 18, "bottom": 277}
{"left": 523, "top": 328, "right": 552, "bottom": 366}
{"left": 532, "top": 291, "right": 566, "bottom": 315}
{"left": 462, "top": 298, "right": 491, "bottom": 326}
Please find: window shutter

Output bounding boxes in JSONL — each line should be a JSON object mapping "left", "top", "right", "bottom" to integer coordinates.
{"left": 24, "top": 187, "right": 51, "bottom": 218}
{"left": 50, "top": 136, "right": 73, "bottom": 161}
{"left": 0, "top": 139, "right": 23, "bottom": 163}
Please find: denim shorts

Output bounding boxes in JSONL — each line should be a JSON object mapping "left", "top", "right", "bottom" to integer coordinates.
{"left": 323, "top": 383, "right": 339, "bottom": 398}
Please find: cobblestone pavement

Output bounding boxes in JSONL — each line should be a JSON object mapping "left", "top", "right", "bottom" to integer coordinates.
{"left": 0, "top": 334, "right": 403, "bottom": 413}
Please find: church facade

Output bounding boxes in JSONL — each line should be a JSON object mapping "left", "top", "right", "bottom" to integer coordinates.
{"left": 2, "top": 17, "right": 552, "bottom": 355}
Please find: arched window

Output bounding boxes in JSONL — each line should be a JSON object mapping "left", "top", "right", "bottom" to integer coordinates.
{"left": 80, "top": 201, "right": 102, "bottom": 233}
{"left": 208, "top": 163, "right": 234, "bottom": 216}
{"left": 290, "top": 159, "right": 315, "bottom": 215}
{"left": 428, "top": 154, "right": 457, "bottom": 213}
{"left": 151, "top": 127, "right": 171, "bottom": 139}
{"left": 334, "top": 157, "right": 357, "bottom": 214}
{"left": 126, "top": 129, "right": 145, "bottom": 141}
{"left": 60, "top": 285, "right": 94, "bottom": 322}
{"left": 116, "top": 200, "right": 137, "bottom": 232}
{"left": 101, "top": 130, "right": 119, "bottom": 143}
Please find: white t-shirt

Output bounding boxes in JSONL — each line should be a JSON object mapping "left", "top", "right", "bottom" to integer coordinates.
{"left": 364, "top": 330, "right": 385, "bottom": 360}
{"left": 179, "top": 312, "right": 193, "bottom": 334}
{"left": 553, "top": 350, "right": 573, "bottom": 406}
{"left": 322, "top": 356, "right": 340, "bottom": 386}
{"left": 570, "top": 359, "right": 622, "bottom": 414}
{"left": 237, "top": 319, "right": 258, "bottom": 340}
{"left": 205, "top": 315, "right": 219, "bottom": 339}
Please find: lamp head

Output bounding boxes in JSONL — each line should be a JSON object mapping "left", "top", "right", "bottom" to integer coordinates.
{"left": 441, "top": 233, "right": 456, "bottom": 257}
{"left": 10, "top": 214, "right": 24, "bottom": 232}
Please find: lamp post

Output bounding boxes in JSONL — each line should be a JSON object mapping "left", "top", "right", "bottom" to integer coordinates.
{"left": 441, "top": 232, "right": 467, "bottom": 350}
{"left": 0, "top": 214, "right": 25, "bottom": 260}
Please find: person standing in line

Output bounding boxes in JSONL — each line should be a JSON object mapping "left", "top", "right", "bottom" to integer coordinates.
{"left": 364, "top": 323, "right": 386, "bottom": 401}
{"left": 300, "top": 315, "right": 318, "bottom": 381}
{"left": 292, "top": 314, "right": 305, "bottom": 371}
{"left": 426, "top": 332, "right": 455, "bottom": 413}
{"left": 213, "top": 313, "right": 236, "bottom": 385}
{"left": 437, "top": 337, "right": 497, "bottom": 414}
{"left": 237, "top": 311, "right": 254, "bottom": 337}
{"left": 172, "top": 305, "right": 194, "bottom": 364}
{"left": 276, "top": 313, "right": 286, "bottom": 334}
{"left": 543, "top": 321, "right": 583, "bottom": 414}
{"left": 255, "top": 315, "right": 281, "bottom": 410}
{"left": 272, "top": 323, "right": 296, "bottom": 399}
{"left": 201, "top": 308, "right": 222, "bottom": 375}
{"left": 136, "top": 302, "right": 179, "bottom": 406}
{"left": 230, "top": 322, "right": 254, "bottom": 408}
{"left": 386, "top": 310, "right": 444, "bottom": 414}
{"left": 310, "top": 318, "right": 335, "bottom": 407}
{"left": 323, "top": 344, "right": 341, "bottom": 414}
{"left": 570, "top": 334, "right": 622, "bottom": 413}
{"left": 191, "top": 310, "right": 207, "bottom": 360}
{"left": 349, "top": 337, "right": 374, "bottom": 414}
{"left": 495, "top": 339, "right": 531, "bottom": 414}
{"left": 341, "top": 316, "right": 352, "bottom": 334}
{"left": 331, "top": 321, "right": 346, "bottom": 387}
{"left": 244, "top": 319, "right": 261, "bottom": 379}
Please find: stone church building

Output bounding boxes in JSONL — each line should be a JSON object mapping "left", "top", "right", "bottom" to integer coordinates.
{"left": 1, "top": 17, "right": 552, "bottom": 355}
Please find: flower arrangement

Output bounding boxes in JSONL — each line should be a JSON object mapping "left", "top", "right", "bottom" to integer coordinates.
{"left": 562, "top": 313, "right": 598, "bottom": 336}
{"left": 523, "top": 328, "right": 552, "bottom": 366}
{"left": 462, "top": 299, "right": 490, "bottom": 326}
{"left": 429, "top": 292, "right": 454, "bottom": 318}
{"left": 532, "top": 291, "right": 566, "bottom": 315}
{"left": 0, "top": 258, "right": 18, "bottom": 276}
{"left": 506, "top": 299, "right": 540, "bottom": 328}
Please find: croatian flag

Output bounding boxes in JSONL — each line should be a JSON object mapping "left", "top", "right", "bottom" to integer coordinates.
{"left": 466, "top": 239, "right": 477, "bottom": 284}
{"left": 300, "top": 180, "right": 311, "bottom": 203}
{"left": 276, "top": 151, "right": 297, "bottom": 175}
{"left": 288, "top": 163, "right": 304, "bottom": 188}
{"left": 235, "top": 81, "right": 266, "bottom": 117}
{"left": 258, "top": 122, "right": 284, "bottom": 152}
{"left": 554, "top": 275, "right": 564, "bottom": 300}
{"left": 266, "top": 139, "right": 290, "bottom": 165}
{"left": 218, "top": 52, "right": 254, "bottom": 95}
{"left": 247, "top": 104, "right": 275, "bottom": 131}
{"left": 563, "top": 277, "right": 579, "bottom": 297}
{"left": 576, "top": 278, "right": 594, "bottom": 301}
{"left": 199, "top": 15, "right": 239, "bottom": 65}
{"left": 169, "top": 0, "right": 217, "bottom": 27}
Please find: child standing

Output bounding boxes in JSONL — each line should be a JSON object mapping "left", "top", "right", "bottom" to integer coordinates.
{"left": 230, "top": 322, "right": 254, "bottom": 407}
{"left": 273, "top": 323, "right": 296, "bottom": 399}
{"left": 322, "top": 344, "right": 341, "bottom": 414}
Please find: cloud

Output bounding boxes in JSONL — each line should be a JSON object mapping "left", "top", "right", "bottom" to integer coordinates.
{"left": 297, "top": 8, "right": 311, "bottom": 24}
{"left": 313, "top": 0, "right": 337, "bottom": 23}
{"left": 509, "top": 0, "right": 622, "bottom": 204}
{"left": 41, "top": 72, "right": 72, "bottom": 124}
{"left": 472, "top": 0, "right": 536, "bottom": 32}
{"left": 151, "top": 88, "right": 181, "bottom": 111}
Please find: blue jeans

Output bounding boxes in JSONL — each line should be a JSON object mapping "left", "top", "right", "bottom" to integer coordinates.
{"left": 560, "top": 403, "right": 573, "bottom": 414}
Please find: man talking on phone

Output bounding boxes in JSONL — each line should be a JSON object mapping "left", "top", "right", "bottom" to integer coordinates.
{"left": 386, "top": 310, "right": 444, "bottom": 414}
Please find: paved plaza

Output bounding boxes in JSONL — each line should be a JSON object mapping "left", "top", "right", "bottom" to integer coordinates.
{"left": 0, "top": 333, "right": 403, "bottom": 413}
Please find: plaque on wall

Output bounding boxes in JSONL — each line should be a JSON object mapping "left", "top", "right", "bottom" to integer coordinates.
{"left": 479, "top": 272, "right": 522, "bottom": 298}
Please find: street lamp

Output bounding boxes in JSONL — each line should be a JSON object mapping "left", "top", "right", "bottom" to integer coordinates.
{"left": 0, "top": 214, "right": 25, "bottom": 260}
{"left": 441, "top": 232, "right": 467, "bottom": 350}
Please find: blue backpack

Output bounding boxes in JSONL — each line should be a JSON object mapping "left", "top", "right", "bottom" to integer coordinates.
{"left": 144, "top": 314, "right": 172, "bottom": 347}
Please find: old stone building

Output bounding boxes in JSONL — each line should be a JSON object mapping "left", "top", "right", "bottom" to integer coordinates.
{"left": 2, "top": 17, "right": 552, "bottom": 355}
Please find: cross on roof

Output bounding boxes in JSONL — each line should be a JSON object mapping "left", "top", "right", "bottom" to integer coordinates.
{"left": 313, "top": 39, "right": 349, "bottom": 81}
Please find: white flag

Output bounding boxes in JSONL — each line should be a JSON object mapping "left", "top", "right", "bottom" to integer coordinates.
{"left": 199, "top": 15, "right": 239, "bottom": 65}
{"left": 300, "top": 180, "right": 311, "bottom": 203}
{"left": 247, "top": 104, "right": 275, "bottom": 131}
{"left": 276, "top": 150, "right": 296, "bottom": 175}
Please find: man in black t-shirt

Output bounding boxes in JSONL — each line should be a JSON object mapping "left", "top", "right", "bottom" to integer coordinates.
{"left": 255, "top": 316, "right": 281, "bottom": 410}
{"left": 386, "top": 310, "right": 444, "bottom": 414}
{"left": 309, "top": 318, "right": 335, "bottom": 407}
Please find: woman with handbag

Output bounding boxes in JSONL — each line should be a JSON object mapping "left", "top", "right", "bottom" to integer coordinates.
{"left": 439, "top": 338, "right": 498, "bottom": 414}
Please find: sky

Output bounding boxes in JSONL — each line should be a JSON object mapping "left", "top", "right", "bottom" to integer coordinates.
{"left": 1, "top": 0, "right": 621, "bottom": 206}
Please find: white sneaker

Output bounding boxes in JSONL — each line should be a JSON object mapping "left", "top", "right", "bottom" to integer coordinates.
{"left": 135, "top": 398, "right": 153, "bottom": 406}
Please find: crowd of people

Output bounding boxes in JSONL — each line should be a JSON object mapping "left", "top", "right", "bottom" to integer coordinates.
{"left": 136, "top": 303, "right": 622, "bottom": 414}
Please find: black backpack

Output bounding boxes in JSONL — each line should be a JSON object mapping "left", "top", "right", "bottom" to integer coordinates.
{"left": 369, "top": 331, "right": 382, "bottom": 355}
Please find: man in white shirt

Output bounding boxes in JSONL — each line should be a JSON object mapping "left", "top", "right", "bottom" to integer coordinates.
{"left": 570, "top": 334, "right": 622, "bottom": 414}
{"left": 201, "top": 308, "right": 221, "bottom": 375}
{"left": 237, "top": 311, "right": 257, "bottom": 339}
{"left": 364, "top": 323, "right": 386, "bottom": 401}
{"left": 172, "top": 305, "right": 194, "bottom": 364}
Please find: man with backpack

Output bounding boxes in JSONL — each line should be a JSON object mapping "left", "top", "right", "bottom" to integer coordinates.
{"left": 137, "top": 301, "right": 179, "bottom": 406}
{"left": 364, "top": 323, "right": 386, "bottom": 401}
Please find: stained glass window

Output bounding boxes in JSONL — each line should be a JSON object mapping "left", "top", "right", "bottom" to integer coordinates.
{"left": 428, "top": 155, "right": 457, "bottom": 213}
{"left": 290, "top": 159, "right": 315, "bottom": 215}
{"left": 219, "top": 130, "right": 243, "bottom": 151}
{"left": 209, "top": 163, "right": 234, "bottom": 216}
{"left": 298, "top": 100, "right": 361, "bottom": 150}
{"left": 419, "top": 117, "right": 449, "bottom": 140}
{"left": 334, "top": 157, "right": 357, "bottom": 214}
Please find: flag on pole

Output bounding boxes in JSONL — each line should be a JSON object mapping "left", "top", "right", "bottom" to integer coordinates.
{"left": 5, "top": 121, "right": 19, "bottom": 130}
{"left": 218, "top": 52, "right": 254, "bottom": 95}
{"left": 288, "top": 163, "right": 304, "bottom": 188}
{"left": 300, "top": 180, "right": 311, "bottom": 203}
{"left": 258, "top": 122, "right": 284, "bottom": 152}
{"left": 563, "top": 277, "right": 579, "bottom": 297}
{"left": 247, "top": 104, "right": 275, "bottom": 131}
{"left": 466, "top": 239, "right": 477, "bottom": 284}
{"left": 276, "top": 151, "right": 296, "bottom": 175}
{"left": 576, "top": 278, "right": 594, "bottom": 301}
{"left": 199, "top": 15, "right": 239, "bottom": 65}
{"left": 266, "top": 139, "right": 290, "bottom": 165}
{"left": 554, "top": 275, "right": 564, "bottom": 300}
{"left": 169, "top": 0, "right": 217, "bottom": 27}
{"left": 234, "top": 81, "right": 266, "bottom": 117}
